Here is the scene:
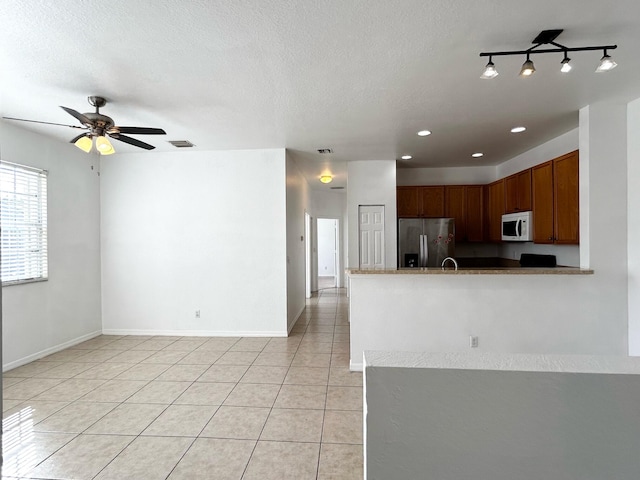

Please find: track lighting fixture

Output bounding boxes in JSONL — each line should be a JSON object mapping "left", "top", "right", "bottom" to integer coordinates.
{"left": 479, "top": 29, "right": 617, "bottom": 78}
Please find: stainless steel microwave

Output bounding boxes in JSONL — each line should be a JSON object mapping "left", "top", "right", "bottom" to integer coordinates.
{"left": 502, "top": 211, "right": 533, "bottom": 241}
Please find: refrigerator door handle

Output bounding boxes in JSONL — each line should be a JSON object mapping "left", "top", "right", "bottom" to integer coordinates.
{"left": 419, "top": 235, "right": 424, "bottom": 267}
{"left": 424, "top": 234, "right": 429, "bottom": 266}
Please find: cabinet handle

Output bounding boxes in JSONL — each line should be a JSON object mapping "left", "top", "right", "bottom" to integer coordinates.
{"left": 548, "top": 236, "right": 553, "bottom": 241}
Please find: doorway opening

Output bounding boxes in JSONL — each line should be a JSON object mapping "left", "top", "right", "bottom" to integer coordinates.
{"left": 317, "top": 218, "right": 339, "bottom": 290}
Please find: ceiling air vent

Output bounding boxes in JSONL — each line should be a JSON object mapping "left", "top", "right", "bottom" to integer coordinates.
{"left": 168, "top": 140, "right": 195, "bottom": 148}
{"left": 330, "top": 186, "right": 344, "bottom": 190}
{"left": 317, "top": 148, "right": 333, "bottom": 154}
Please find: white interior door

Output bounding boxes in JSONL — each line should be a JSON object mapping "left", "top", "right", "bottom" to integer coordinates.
{"left": 359, "top": 205, "right": 385, "bottom": 269}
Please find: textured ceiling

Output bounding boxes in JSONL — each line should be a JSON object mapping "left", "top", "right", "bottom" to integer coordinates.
{"left": 2, "top": 0, "right": 640, "bottom": 191}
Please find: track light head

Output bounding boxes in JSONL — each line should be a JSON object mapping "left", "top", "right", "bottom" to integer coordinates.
{"left": 519, "top": 56, "right": 536, "bottom": 77}
{"left": 596, "top": 50, "right": 617, "bottom": 73}
{"left": 560, "top": 53, "right": 572, "bottom": 73}
{"left": 480, "top": 57, "right": 499, "bottom": 79}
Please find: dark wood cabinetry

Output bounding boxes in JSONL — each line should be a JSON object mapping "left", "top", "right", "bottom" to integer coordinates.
{"left": 396, "top": 151, "right": 578, "bottom": 245}
{"left": 396, "top": 186, "right": 444, "bottom": 218}
{"left": 505, "top": 169, "right": 532, "bottom": 213}
{"left": 487, "top": 179, "right": 505, "bottom": 242}
{"left": 465, "top": 185, "right": 484, "bottom": 242}
{"left": 420, "top": 186, "right": 445, "bottom": 217}
{"left": 445, "top": 186, "right": 466, "bottom": 241}
{"left": 397, "top": 186, "right": 419, "bottom": 217}
{"left": 532, "top": 150, "right": 579, "bottom": 244}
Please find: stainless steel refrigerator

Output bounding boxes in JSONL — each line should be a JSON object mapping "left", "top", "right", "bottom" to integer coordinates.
{"left": 398, "top": 218, "right": 455, "bottom": 268}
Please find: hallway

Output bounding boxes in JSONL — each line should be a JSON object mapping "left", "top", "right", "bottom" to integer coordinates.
{"left": 2, "top": 288, "right": 362, "bottom": 479}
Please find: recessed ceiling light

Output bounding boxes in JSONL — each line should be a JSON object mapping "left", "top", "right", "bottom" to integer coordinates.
{"left": 471, "top": 152, "right": 484, "bottom": 158}
{"left": 511, "top": 126, "right": 526, "bottom": 133}
{"left": 417, "top": 130, "right": 432, "bottom": 136}
{"left": 401, "top": 155, "right": 412, "bottom": 160}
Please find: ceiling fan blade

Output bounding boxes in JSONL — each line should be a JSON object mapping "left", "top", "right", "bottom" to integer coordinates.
{"left": 115, "top": 127, "right": 166, "bottom": 135}
{"left": 109, "top": 133, "right": 155, "bottom": 150}
{"left": 60, "top": 106, "right": 93, "bottom": 126}
{"left": 3, "top": 116, "right": 86, "bottom": 129}
{"left": 70, "top": 132, "right": 90, "bottom": 143}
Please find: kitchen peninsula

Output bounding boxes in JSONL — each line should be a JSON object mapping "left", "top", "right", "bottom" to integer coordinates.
{"left": 346, "top": 265, "right": 602, "bottom": 372}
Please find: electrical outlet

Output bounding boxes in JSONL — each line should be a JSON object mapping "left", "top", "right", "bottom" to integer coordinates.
{"left": 195, "top": 310, "right": 201, "bottom": 318}
{"left": 470, "top": 336, "right": 479, "bottom": 348}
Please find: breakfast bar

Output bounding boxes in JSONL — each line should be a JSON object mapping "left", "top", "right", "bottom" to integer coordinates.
{"left": 346, "top": 266, "right": 609, "bottom": 372}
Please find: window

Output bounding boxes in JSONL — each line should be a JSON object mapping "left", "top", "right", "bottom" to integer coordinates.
{"left": 0, "top": 161, "right": 48, "bottom": 285}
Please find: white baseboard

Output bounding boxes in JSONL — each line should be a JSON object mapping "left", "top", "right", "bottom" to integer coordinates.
{"left": 350, "top": 360, "right": 363, "bottom": 372}
{"left": 287, "top": 304, "right": 306, "bottom": 335}
{"left": 101, "top": 329, "right": 288, "bottom": 338}
{"left": 3, "top": 330, "right": 102, "bottom": 372}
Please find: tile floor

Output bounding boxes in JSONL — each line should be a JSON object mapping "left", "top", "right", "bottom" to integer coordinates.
{"left": 2, "top": 288, "right": 362, "bottom": 480}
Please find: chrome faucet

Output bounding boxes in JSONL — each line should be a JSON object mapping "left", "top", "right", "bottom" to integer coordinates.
{"left": 441, "top": 257, "right": 458, "bottom": 271}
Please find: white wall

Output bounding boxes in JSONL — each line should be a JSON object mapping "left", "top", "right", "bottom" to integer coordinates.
{"left": 317, "top": 219, "right": 336, "bottom": 276}
{"left": 347, "top": 160, "right": 397, "bottom": 268}
{"left": 396, "top": 165, "right": 495, "bottom": 186}
{"left": 101, "top": 148, "right": 289, "bottom": 336}
{"left": 628, "top": 99, "right": 640, "bottom": 355}
{"left": 285, "top": 153, "right": 309, "bottom": 331}
{"left": 364, "top": 351, "right": 640, "bottom": 480}
{"left": 349, "top": 272, "right": 624, "bottom": 370}
{"left": 1, "top": 123, "right": 102, "bottom": 369}
{"left": 580, "top": 102, "right": 628, "bottom": 333}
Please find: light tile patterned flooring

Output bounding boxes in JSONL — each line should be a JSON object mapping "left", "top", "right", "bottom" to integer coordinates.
{"left": 2, "top": 288, "right": 362, "bottom": 480}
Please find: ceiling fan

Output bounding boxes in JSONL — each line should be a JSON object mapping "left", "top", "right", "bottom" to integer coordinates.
{"left": 3, "top": 96, "right": 166, "bottom": 155}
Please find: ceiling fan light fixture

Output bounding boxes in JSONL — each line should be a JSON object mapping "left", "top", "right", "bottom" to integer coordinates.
{"left": 596, "top": 51, "right": 617, "bottom": 72}
{"left": 519, "top": 56, "right": 536, "bottom": 77}
{"left": 74, "top": 135, "right": 93, "bottom": 153}
{"left": 96, "top": 135, "right": 115, "bottom": 155}
{"left": 480, "top": 57, "right": 499, "bottom": 79}
{"left": 320, "top": 175, "right": 333, "bottom": 184}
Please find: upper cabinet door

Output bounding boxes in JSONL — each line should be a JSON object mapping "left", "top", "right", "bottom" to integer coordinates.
{"left": 487, "top": 179, "right": 505, "bottom": 242}
{"left": 465, "top": 185, "right": 484, "bottom": 242}
{"left": 445, "top": 186, "right": 466, "bottom": 241}
{"left": 420, "top": 186, "right": 445, "bottom": 217}
{"left": 397, "top": 187, "right": 420, "bottom": 217}
{"left": 505, "top": 169, "right": 532, "bottom": 213}
{"left": 504, "top": 174, "right": 519, "bottom": 213}
{"left": 532, "top": 161, "right": 554, "bottom": 244}
{"left": 554, "top": 151, "right": 579, "bottom": 244}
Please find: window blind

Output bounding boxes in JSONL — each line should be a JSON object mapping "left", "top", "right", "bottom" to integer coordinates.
{"left": 0, "top": 161, "right": 48, "bottom": 285}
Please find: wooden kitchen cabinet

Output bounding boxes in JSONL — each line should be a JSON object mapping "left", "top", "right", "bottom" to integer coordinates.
{"left": 445, "top": 186, "right": 466, "bottom": 241}
{"left": 532, "top": 150, "right": 579, "bottom": 244}
{"left": 553, "top": 151, "right": 579, "bottom": 244}
{"left": 420, "top": 186, "right": 445, "bottom": 217}
{"left": 505, "top": 169, "right": 532, "bottom": 213}
{"left": 487, "top": 179, "right": 505, "bottom": 242}
{"left": 397, "top": 186, "right": 420, "bottom": 217}
{"left": 396, "top": 186, "right": 445, "bottom": 217}
{"left": 465, "top": 185, "right": 484, "bottom": 242}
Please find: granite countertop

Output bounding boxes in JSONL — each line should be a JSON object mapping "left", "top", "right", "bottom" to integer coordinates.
{"left": 346, "top": 266, "right": 593, "bottom": 275}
